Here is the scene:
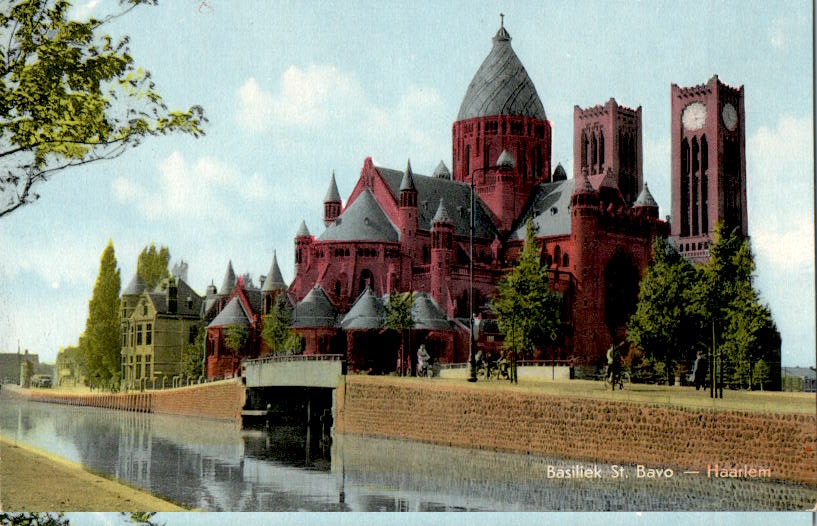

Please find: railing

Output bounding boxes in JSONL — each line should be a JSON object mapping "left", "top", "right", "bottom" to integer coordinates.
{"left": 243, "top": 354, "right": 345, "bottom": 366}
{"left": 517, "top": 360, "right": 573, "bottom": 367}
{"left": 437, "top": 362, "right": 469, "bottom": 370}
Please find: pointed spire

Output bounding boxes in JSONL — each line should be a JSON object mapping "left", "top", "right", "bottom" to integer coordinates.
{"left": 494, "top": 12, "right": 511, "bottom": 42}
{"left": 262, "top": 250, "right": 287, "bottom": 291}
{"left": 296, "top": 220, "right": 311, "bottom": 237}
{"left": 399, "top": 159, "right": 416, "bottom": 191}
{"left": 496, "top": 149, "right": 515, "bottom": 169}
{"left": 573, "top": 167, "right": 596, "bottom": 195}
{"left": 432, "top": 198, "right": 452, "bottom": 224}
{"left": 432, "top": 160, "right": 451, "bottom": 179}
{"left": 635, "top": 182, "right": 658, "bottom": 207}
{"left": 218, "top": 260, "right": 236, "bottom": 296}
{"left": 323, "top": 170, "right": 341, "bottom": 203}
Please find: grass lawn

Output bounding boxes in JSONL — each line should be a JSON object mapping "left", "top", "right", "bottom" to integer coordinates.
{"left": 353, "top": 373, "right": 816, "bottom": 415}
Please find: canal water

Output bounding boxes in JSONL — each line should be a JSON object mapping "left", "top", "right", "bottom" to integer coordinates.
{"left": 0, "top": 397, "right": 813, "bottom": 511}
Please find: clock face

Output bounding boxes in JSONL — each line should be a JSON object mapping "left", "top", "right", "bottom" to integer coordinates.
{"left": 722, "top": 103, "right": 738, "bottom": 131}
{"left": 681, "top": 102, "right": 707, "bottom": 130}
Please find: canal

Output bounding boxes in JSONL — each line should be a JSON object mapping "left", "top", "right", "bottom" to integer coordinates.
{"left": 0, "top": 398, "right": 813, "bottom": 511}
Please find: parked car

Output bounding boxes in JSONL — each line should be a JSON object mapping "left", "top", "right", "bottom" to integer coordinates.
{"left": 31, "top": 374, "right": 52, "bottom": 388}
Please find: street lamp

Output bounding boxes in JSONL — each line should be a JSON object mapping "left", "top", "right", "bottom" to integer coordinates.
{"left": 467, "top": 151, "right": 515, "bottom": 382}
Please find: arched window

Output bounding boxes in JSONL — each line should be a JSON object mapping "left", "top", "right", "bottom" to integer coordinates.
{"left": 358, "top": 269, "right": 374, "bottom": 294}
{"left": 691, "top": 137, "right": 700, "bottom": 236}
{"left": 598, "top": 132, "right": 605, "bottom": 171}
{"left": 334, "top": 280, "right": 341, "bottom": 299}
{"left": 581, "top": 131, "right": 588, "bottom": 168}
{"left": 680, "top": 138, "right": 690, "bottom": 237}
{"left": 590, "top": 133, "right": 597, "bottom": 172}
{"left": 563, "top": 253, "right": 569, "bottom": 267}
{"left": 554, "top": 245, "right": 561, "bottom": 266}
{"left": 701, "top": 134, "right": 709, "bottom": 233}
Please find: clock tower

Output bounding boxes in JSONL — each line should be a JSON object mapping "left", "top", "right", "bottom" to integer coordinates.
{"left": 670, "top": 75, "right": 747, "bottom": 263}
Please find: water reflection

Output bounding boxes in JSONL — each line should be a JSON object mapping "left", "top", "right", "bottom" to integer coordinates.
{"left": 0, "top": 398, "right": 813, "bottom": 511}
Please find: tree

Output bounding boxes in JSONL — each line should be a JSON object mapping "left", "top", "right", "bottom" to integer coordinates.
{"left": 83, "top": 238, "right": 121, "bottom": 387}
{"left": 386, "top": 291, "right": 414, "bottom": 376}
{"left": 627, "top": 236, "right": 703, "bottom": 384}
{"left": 180, "top": 323, "right": 204, "bottom": 381}
{"left": 0, "top": 513, "right": 70, "bottom": 526}
{"left": 261, "top": 294, "right": 301, "bottom": 355}
{"left": 492, "top": 219, "right": 562, "bottom": 381}
{"left": 0, "top": 0, "right": 206, "bottom": 218}
{"left": 223, "top": 325, "right": 247, "bottom": 355}
{"left": 136, "top": 242, "right": 170, "bottom": 289}
{"left": 753, "top": 359, "right": 770, "bottom": 391}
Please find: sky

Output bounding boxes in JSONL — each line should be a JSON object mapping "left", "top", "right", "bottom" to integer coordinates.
{"left": 0, "top": 0, "right": 813, "bottom": 368}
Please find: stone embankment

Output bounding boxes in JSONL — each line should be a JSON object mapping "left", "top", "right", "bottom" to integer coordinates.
{"left": 334, "top": 376, "right": 817, "bottom": 486}
{"left": 2, "top": 380, "right": 244, "bottom": 421}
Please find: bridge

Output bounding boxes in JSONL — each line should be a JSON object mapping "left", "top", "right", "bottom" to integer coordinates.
{"left": 241, "top": 354, "right": 346, "bottom": 389}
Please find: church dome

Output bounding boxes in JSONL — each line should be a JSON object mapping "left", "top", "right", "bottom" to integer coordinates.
{"left": 457, "top": 20, "right": 546, "bottom": 122}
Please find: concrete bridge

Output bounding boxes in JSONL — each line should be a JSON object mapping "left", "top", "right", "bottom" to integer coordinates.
{"left": 241, "top": 354, "right": 346, "bottom": 389}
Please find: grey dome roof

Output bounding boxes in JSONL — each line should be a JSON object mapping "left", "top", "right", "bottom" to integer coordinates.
{"left": 457, "top": 23, "right": 546, "bottom": 121}
{"left": 123, "top": 274, "right": 148, "bottom": 296}
{"left": 411, "top": 292, "right": 453, "bottom": 330}
{"left": 207, "top": 296, "right": 251, "bottom": 328}
{"left": 293, "top": 285, "right": 338, "bottom": 328}
{"left": 324, "top": 171, "right": 341, "bottom": 203}
{"left": 553, "top": 163, "right": 567, "bottom": 181}
{"left": 432, "top": 198, "right": 452, "bottom": 224}
{"left": 635, "top": 183, "right": 658, "bottom": 207}
{"left": 262, "top": 251, "right": 287, "bottom": 292}
{"left": 340, "top": 287, "right": 386, "bottom": 330}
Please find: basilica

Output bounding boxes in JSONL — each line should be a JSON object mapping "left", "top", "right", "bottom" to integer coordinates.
{"left": 198, "top": 20, "right": 747, "bottom": 379}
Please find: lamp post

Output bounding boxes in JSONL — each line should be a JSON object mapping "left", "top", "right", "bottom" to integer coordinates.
{"left": 467, "top": 152, "right": 515, "bottom": 382}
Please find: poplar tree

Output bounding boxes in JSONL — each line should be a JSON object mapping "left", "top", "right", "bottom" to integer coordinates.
{"left": 83, "top": 239, "right": 121, "bottom": 387}
{"left": 262, "top": 294, "right": 301, "bottom": 355}
{"left": 136, "top": 242, "right": 170, "bottom": 289}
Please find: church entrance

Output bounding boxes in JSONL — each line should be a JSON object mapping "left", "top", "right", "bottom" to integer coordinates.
{"left": 603, "top": 250, "right": 640, "bottom": 339}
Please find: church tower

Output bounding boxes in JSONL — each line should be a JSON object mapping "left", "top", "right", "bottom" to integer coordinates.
{"left": 451, "top": 16, "right": 551, "bottom": 233}
{"left": 670, "top": 75, "right": 747, "bottom": 263}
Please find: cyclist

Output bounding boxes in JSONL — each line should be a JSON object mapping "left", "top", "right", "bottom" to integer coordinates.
{"left": 606, "top": 341, "right": 625, "bottom": 389}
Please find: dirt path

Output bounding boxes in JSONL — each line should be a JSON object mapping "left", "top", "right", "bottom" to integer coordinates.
{"left": 0, "top": 436, "right": 185, "bottom": 511}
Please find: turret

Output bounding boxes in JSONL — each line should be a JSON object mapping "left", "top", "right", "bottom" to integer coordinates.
{"left": 295, "top": 220, "right": 313, "bottom": 273}
{"left": 218, "top": 261, "right": 236, "bottom": 297}
{"left": 398, "top": 160, "right": 419, "bottom": 285}
{"left": 634, "top": 182, "right": 659, "bottom": 219}
{"left": 262, "top": 249, "right": 287, "bottom": 314}
{"left": 323, "top": 171, "right": 342, "bottom": 226}
{"left": 430, "top": 198, "right": 454, "bottom": 306}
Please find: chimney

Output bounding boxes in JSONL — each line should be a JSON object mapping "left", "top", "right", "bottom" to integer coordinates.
{"left": 168, "top": 277, "right": 178, "bottom": 314}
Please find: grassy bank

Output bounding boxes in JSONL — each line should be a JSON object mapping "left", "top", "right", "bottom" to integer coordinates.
{"left": 0, "top": 436, "right": 185, "bottom": 511}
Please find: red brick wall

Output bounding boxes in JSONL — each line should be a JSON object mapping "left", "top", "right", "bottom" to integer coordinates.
{"left": 3, "top": 380, "right": 244, "bottom": 422}
{"left": 335, "top": 376, "right": 817, "bottom": 485}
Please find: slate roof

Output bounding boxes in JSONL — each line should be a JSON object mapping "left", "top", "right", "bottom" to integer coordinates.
{"left": 432, "top": 197, "right": 452, "bottom": 224}
{"left": 262, "top": 251, "right": 287, "bottom": 291}
{"left": 399, "top": 160, "right": 416, "bottom": 191}
{"left": 496, "top": 149, "right": 515, "bottom": 169}
{"left": 457, "top": 23, "right": 546, "bottom": 121}
{"left": 509, "top": 179, "right": 574, "bottom": 240}
{"left": 318, "top": 188, "right": 400, "bottom": 242}
{"left": 552, "top": 163, "right": 567, "bottom": 181}
{"left": 340, "top": 287, "right": 386, "bottom": 330}
{"left": 635, "top": 183, "right": 658, "bottom": 207}
{"left": 292, "top": 286, "right": 338, "bottom": 328}
{"left": 411, "top": 292, "right": 453, "bottom": 330}
{"left": 296, "top": 220, "right": 311, "bottom": 237}
{"left": 376, "top": 166, "right": 499, "bottom": 239}
{"left": 243, "top": 288, "right": 265, "bottom": 315}
{"left": 324, "top": 171, "right": 341, "bottom": 203}
{"left": 147, "top": 278, "right": 204, "bottom": 318}
{"left": 433, "top": 161, "right": 451, "bottom": 179}
{"left": 208, "top": 296, "right": 251, "bottom": 328}
{"left": 123, "top": 274, "right": 148, "bottom": 296}
{"left": 218, "top": 261, "right": 236, "bottom": 296}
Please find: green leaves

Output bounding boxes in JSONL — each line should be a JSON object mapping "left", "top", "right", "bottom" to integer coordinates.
{"left": 223, "top": 325, "right": 248, "bottom": 355}
{"left": 136, "top": 242, "right": 170, "bottom": 289}
{"left": 492, "top": 219, "right": 561, "bottom": 356}
{"left": 385, "top": 291, "right": 414, "bottom": 332}
{"left": 83, "top": 238, "right": 121, "bottom": 387}
{"left": 0, "top": 0, "right": 207, "bottom": 218}
{"left": 261, "top": 294, "right": 301, "bottom": 355}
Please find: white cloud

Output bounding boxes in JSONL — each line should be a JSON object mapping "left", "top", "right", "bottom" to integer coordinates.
{"left": 752, "top": 216, "right": 814, "bottom": 271}
{"left": 768, "top": 16, "right": 787, "bottom": 50}
{"left": 112, "top": 152, "right": 270, "bottom": 223}
{"left": 0, "top": 229, "right": 99, "bottom": 288}
{"left": 235, "top": 65, "right": 449, "bottom": 166}
{"left": 70, "top": 0, "right": 101, "bottom": 20}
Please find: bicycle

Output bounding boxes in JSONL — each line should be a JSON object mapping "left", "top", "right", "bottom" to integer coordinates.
{"left": 602, "top": 366, "right": 630, "bottom": 390}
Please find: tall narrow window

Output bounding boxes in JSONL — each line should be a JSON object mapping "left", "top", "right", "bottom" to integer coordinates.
{"left": 136, "top": 324, "right": 143, "bottom": 346}
{"left": 680, "top": 138, "right": 690, "bottom": 237}
{"left": 581, "top": 131, "right": 588, "bottom": 169}
{"left": 691, "top": 137, "right": 700, "bottom": 236}
{"left": 146, "top": 323, "right": 152, "bottom": 345}
{"left": 701, "top": 135, "right": 709, "bottom": 233}
{"left": 590, "top": 133, "right": 598, "bottom": 173}
{"left": 598, "top": 132, "right": 605, "bottom": 172}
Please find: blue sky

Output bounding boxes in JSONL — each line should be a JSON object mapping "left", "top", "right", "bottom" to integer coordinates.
{"left": 0, "top": 0, "right": 813, "bottom": 367}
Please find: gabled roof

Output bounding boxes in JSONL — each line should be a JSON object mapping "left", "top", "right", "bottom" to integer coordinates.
{"left": 635, "top": 183, "right": 658, "bottom": 207}
{"left": 123, "top": 274, "right": 148, "bottom": 296}
{"left": 208, "top": 296, "right": 251, "bottom": 328}
{"left": 218, "top": 261, "right": 236, "bottom": 296}
{"left": 457, "top": 23, "right": 546, "bottom": 121}
{"left": 411, "top": 292, "right": 453, "bottom": 330}
{"left": 292, "top": 285, "right": 338, "bottom": 328}
{"left": 324, "top": 171, "right": 341, "bottom": 203}
{"left": 376, "top": 166, "right": 499, "bottom": 239}
{"left": 262, "top": 251, "right": 287, "bottom": 291}
{"left": 509, "top": 179, "right": 574, "bottom": 240}
{"left": 340, "top": 287, "right": 386, "bottom": 330}
{"left": 318, "top": 188, "right": 399, "bottom": 242}
{"left": 147, "top": 278, "right": 203, "bottom": 318}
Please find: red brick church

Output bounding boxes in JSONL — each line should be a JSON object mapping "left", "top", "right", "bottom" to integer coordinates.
{"left": 205, "top": 19, "right": 747, "bottom": 377}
